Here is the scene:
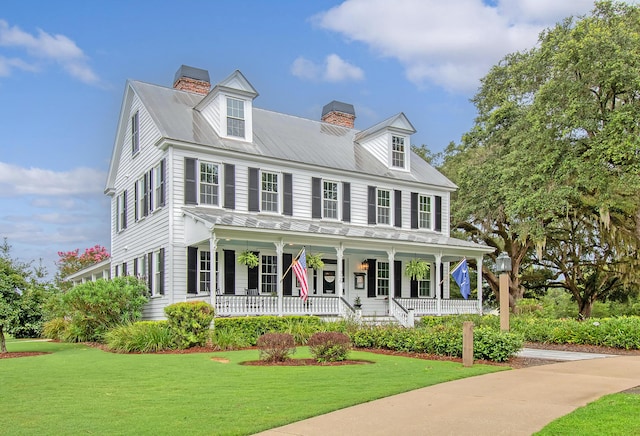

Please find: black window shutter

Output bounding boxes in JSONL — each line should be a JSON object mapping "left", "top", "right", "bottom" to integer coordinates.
{"left": 123, "top": 190, "right": 128, "bottom": 229}
{"left": 411, "top": 192, "right": 418, "bottom": 229}
{"left": 248, "top": 167, "right": 259, "bottom": 212}
{"left": 342, "top": 182, "right": 351, "bottom": 222}
{"left": 159, "top": 159, "right": 166, "bottom": 207}
{"left": 185, "top": 158, "right": 197, "bottom": 205}
{"left": 410, "top": 279, "right": 418, "bottom": 298}
{"left": 187, "top": 247, "right": 198, "bottom": 294}
{"left": 440, "top": 263, "right": 444, "bottom": 298}
{"left": 394, "top": 190, "right": 402, "bottom": 228}
{"left": 158, "top": 248, "right": 165, "bottom": 295}
{"left": 147, "top": 252, "right": 153, "bottom": 293}
{"left": 133, "top": 258, "right": 138, "bottom": 277}
{"left": 367, "top": 186, "right": 376, "bottom": 225}
{"left": 283, "top": 253, "right": 292, "bottom": 296}
{"left": 248, "top": 251, "right": 259, "bottom": 290}
{"left": 224, "top": 163, "right": 235, "bottom": 209}
{"left": 283, "top": 173, "right": 293, "bottom": 216}
{"left": 224, "top": 250, "right": 236, "bottom": 294}
{"left": 143, "top": 173, "right": 149, "bottom": 217}
{"left": 435, "top": 195, "right": 442, "bottom": 232}
{"left": 148, "top": 169, "right": 154, "bottom": 212}
{"left": 394, "top": 260, "right": 402, "bottom": 297}
{"left": 311, "top": 177, "right": 321, "bottom": 219}
{"left": 367, "top": 259, "right": 376, "bottom": 298}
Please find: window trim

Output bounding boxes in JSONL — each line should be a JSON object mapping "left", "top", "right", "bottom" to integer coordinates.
{"left": 198, "top": 161, "right": 220, "bottom": 207}
{"left": 226, "top": 97, "right": 245, "bottom": 138}
{"left": 418, "top": 194, "right": 433, "bottom": 230}
{"left": 261, "top": 254, "right": 277, "bottom": 294}
{"left": 376, "top": 188, "right": 392, "bottom": 225}
{"left": 391, "top": 135, "right": 405, "bottom": 168}
{"left": 199, "top": 250, "right": 211, "bottom": 294}
{"left": 260, "top": 170, "right": 280, "bottom": 214}
{"left": 131, "top": 111, "right": 140, "bottom": 156}
{"left": 116, "top": 190, "right": 127, "bottom": 232}
{"left": 376, "top": 261, "right": 390, "bottom": 297}
{"left": 322, "top": 179, "right": 340, "bottom": 220}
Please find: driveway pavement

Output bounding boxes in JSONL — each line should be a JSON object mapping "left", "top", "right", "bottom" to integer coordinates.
{"left": 256, "top": 352, "right": 640, "bottom": 436}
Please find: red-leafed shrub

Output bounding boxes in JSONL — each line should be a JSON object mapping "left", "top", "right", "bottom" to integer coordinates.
{"left": 257, "top": 333, "right": 295, "bottom": 362}
{"left": 307, "top": 332, "right": 351, "bottom": 362}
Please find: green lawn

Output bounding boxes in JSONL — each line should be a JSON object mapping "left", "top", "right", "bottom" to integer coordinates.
{"left": 1, "top": 339, "right": 503, "bottom": 435}
{"left": 536, "top": 393, "right": 640, "bottom": 435}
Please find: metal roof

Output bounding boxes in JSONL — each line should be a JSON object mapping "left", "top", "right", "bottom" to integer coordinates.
{"left": 183, "top": 207, "right": 491, "bottom": 253}
{"left": 131, "top": 80, "right": 456, "bottom": 189}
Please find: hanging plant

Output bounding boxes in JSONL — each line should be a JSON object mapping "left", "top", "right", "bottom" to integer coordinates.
{"left": 238, "top": 250, "right": 259, "bottom": 268}
{"left": 306, "top": 253, "right": 325, "bottom": 270}
{"left": 405, "top": 259, "right": 430, "bottom": 281}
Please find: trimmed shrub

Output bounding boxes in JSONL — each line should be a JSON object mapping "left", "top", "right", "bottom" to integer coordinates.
{"left": 308, "top": 332, "right": 351, "bottom": 362}
{"left": 105, "top": 321, "right": 177, "bottom": 352}
{"left": 257, "top": 333, "right": 295, "bottom": 362}
{"left": 473, "top": 326, "right": 523, "bottom": 362}
{"left": 164, "top": 301, "right": 214, "bottom": 349}
{"left": 213, "top": 316, "right": 325, "bottom": 346}
{"left": 59, "top": 277, "right": 148, "bottom": 342}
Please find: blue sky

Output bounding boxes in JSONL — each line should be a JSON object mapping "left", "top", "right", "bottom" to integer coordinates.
{"left": 0, "top": 0, "right": 610, "bottom": 277}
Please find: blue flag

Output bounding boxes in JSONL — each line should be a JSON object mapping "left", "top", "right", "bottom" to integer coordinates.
{"left": 451, "top": 258, "right": 471, "bottom": 300}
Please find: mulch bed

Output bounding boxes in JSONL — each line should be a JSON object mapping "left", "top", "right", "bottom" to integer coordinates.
{"left": 0, "top": 352, "right": 49, "bottom": 359}
{"left": 241, "top": 358, "right": 373, "bottom": 366}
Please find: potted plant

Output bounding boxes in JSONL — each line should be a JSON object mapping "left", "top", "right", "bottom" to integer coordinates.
{"left": 405, "top": 258, "right": 430, "bottom": 281}
{"left": 353, "top": 296, "right": 362, "bottom": 309}
{"left": 237, "top": 250, "right": 259, "bottom": 268}
{"left": 306, "top": 253, "right": 324, "bottom": 270}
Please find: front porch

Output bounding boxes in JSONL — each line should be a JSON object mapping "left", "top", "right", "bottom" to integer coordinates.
{"left": 189, "top": 294, "right": 482, "bottom": 326}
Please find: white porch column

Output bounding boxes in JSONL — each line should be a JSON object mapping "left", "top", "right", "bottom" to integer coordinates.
{"left": 336, "top": 244, "right": 344, "bottom": 297}
{"left": 475, "top": 255, "right": 483, "bottom": 315}
{"left": 275, "top": 240, "right": 284, "bottom": 316}
{"left": 387, "top": 248, "right": 395, "bottom": 315}
{"left": 209, "top": 233, "right": 218, "bottom": 309}
{"left": 435, "top": 253, "right": 442, "bottom": 316}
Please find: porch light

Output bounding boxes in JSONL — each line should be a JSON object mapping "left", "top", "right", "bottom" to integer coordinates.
{"left": 360, "top": 260, "right": 369, "bottom": 271}
{"left": 495, "top": 252, "right": 512, "bottom": 273}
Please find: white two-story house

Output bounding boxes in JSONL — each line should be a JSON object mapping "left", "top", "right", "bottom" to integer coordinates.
{"left": 104, "top": 65, "right": 492, "bottom": 324}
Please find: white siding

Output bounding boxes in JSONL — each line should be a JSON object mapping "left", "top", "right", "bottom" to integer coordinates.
{"left": 359, "top": 131, "right": 388, "bottom": 167}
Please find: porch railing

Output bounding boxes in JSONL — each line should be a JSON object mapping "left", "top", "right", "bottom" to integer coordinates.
{"left": 390, "top": 298, "right": 414, "bottom": 327}
{"left": 214, "top": 295, "right": 343, "bottom": 317}
{"left": 396, "top": 298, "right": 480, "bottom": 316}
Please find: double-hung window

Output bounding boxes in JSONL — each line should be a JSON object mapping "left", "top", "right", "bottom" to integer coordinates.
{"left": 131, "top": 111, "right": 139, "bottom": 155}
{"left": 199, "top": 162, "right": 219, "bottom": 206}
{"left": 199, "top": 251, "right": 211, "bottom": 293}
{"left": 323, "top": 180, "right": 339, "bottom": 219}
{"left": 261, "top": 255, "right": 277, "bottom": 294}
{"left": 226, "top": 98, "right": 245, "bottom": 138}
{"left": 116, "top": 191, "right": 127, "bottom": 232}
{"left": 377, "top": 261, "right": 390, "bottom": 296}
{"left": 418, "top": 266, "right": 432, "bottom": 298}
{"left": 377, "top": 189, "right": 391, "bottom": 225}
{"left": 419, "top": 195, "right": 432, "bottom": 229}
{"left": 261, "top": 171, "right": 279, "bottom": 212}
{"left": 391, "top": 135, "right": 405, "bottom": 168}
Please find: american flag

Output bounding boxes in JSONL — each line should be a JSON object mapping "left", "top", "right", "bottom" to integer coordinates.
{"left": 292, "top": 249, "right": 308, "bottom": 302}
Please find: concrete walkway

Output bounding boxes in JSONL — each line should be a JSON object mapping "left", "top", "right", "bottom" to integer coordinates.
{"left": 257, "top": 354, "right": 640, "bottom": 436}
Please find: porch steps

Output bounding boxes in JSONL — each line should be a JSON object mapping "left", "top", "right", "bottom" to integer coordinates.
{"left": 360, "top": 315, "right": 399, "bottom": 325}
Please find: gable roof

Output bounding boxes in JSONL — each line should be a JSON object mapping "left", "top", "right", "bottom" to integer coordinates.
{"left": 354, "top": 112, "right": 416, "bottom": 143}
{"left": 106, "top": 79, "right": 456, "bottom": 192}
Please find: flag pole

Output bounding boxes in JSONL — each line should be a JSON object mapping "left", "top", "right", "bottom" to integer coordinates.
{"left": 280, "top": 246, "right": 305, "bottom": 281}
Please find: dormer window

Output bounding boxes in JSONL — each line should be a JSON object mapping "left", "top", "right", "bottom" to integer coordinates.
{"left": 226, "top": 97, "right": 245, "bottom": 138}
{"left": 392, "top": 135, "right": 405, "bottom": 168}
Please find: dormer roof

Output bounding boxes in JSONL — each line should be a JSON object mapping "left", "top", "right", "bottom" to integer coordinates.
{"left": 195, "top": 69, "right": 258, "bottom": 111}
{"left": 355, "top": 112, "right": 416, "bottom": 143}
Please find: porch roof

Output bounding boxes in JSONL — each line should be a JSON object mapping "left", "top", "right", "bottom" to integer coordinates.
{"left": 183, "top": 207, "right": 492, "bottom": 257}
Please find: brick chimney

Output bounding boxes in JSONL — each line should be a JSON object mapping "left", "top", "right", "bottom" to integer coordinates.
{"left": 321, "top": 100, "right": 355, "bottom": 128}
{"left": 173, "top": 65, "right": 210, "bottom": 95}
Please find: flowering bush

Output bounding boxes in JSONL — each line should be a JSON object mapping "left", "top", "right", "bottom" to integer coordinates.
{"left": 57, "top": 245, "right": 110, "bottom": 278}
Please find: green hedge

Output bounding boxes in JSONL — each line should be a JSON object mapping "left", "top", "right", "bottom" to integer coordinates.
{"left": 213, "top": 316, "right": 326, "bottom": 346}
{"left": 351, "top": 324, "right": 522, "bottom": 362}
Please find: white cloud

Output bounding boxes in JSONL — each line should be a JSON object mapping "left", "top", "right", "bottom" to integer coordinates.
{"left": 0, "top": 55, "right": 38, "bottom": 76}
{"left": 314, "top": 0, "right": 602, "bottom": 92}
{"left": 0, "top": 19, "right": 99, "bottom": 84}
{"left": 291, "top": 54, "right": 364, "bottom": 82}
{"left": 0, "top": 162, "right": 106, "bottom": 196}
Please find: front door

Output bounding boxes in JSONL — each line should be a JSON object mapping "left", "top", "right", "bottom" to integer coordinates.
{"left": 323, "top": 268, "right": 336, "bottom": 294}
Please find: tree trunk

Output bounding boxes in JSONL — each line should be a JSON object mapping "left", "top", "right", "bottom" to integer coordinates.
{"left": 578, "top": 299, "right": 593, "bottom": 319}
{"left": 0, "top": 326, "right": 6, "bottom": 353}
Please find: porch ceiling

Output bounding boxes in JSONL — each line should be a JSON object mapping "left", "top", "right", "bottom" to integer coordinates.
{"left": 183, "top": 207, "right": 493, "bottom": 260}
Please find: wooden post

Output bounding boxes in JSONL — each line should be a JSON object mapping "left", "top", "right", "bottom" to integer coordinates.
{"left": 500, "top": 272, "right": 510, "bottom": 331}
{"left": 462, "top": 321, "right": 473, "bottom": 367}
